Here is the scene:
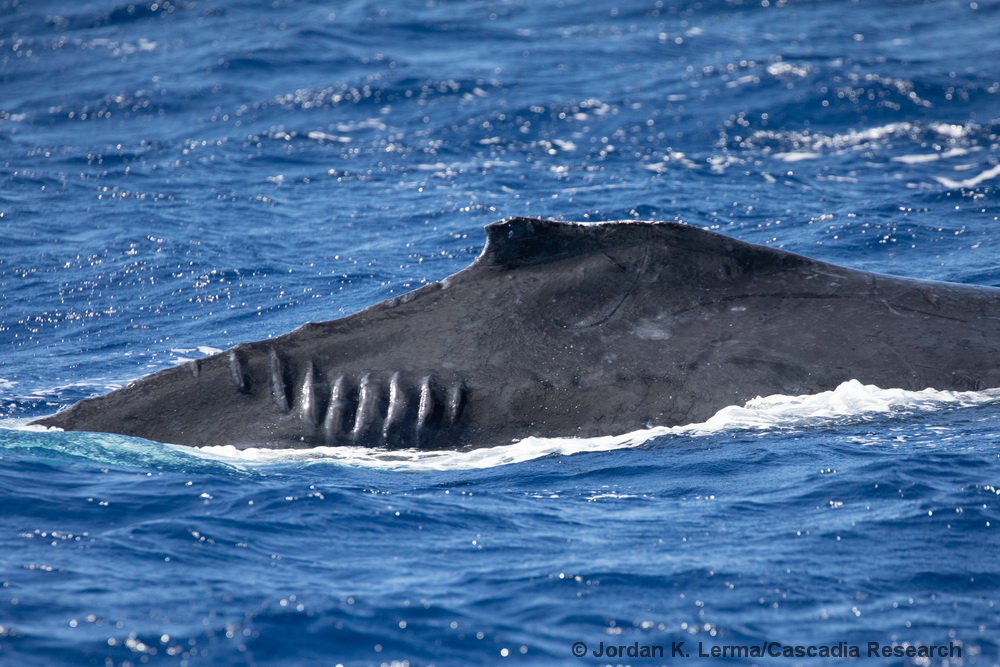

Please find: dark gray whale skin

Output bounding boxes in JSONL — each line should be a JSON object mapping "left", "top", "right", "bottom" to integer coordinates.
{"left": 33, "top": 217, "right": 1000, "bottom": 450}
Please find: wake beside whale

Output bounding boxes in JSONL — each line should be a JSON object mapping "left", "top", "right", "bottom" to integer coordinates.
{"left": 32, "top": 217, "right": 1000, "bottom": 450}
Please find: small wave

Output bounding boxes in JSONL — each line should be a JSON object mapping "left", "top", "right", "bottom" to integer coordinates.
{"left": 0, "top": 422, "right": 233, "bottom": 472}
{"left": 194, "top": 380, "right": 1000, "bottom": 472}
{"left": 773, "top": 151, "right": 821, "bottom": 162}
{"left": 934, "top": 163, "right": 1000, "bottom": 189}
{"left": 745, "top": 121, "right": 918, "bottom": 153}
{"left": 891, "top": 147, "right": 971, "bottom": 164}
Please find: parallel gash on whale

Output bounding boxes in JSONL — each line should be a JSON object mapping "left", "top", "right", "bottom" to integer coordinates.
{"left": 34, "top": 217, "right": 1000, "bottom": 449}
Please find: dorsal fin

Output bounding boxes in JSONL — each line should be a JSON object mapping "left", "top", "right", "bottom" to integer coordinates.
{"left": 475, "top": 217, "right": 812, "bottom": 274}
{"left": 477, "top": 217, "right": 659, "bottom": 268}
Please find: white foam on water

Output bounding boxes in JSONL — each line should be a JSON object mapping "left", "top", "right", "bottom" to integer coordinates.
{"left": 774, "top": 151, "right": 821, "bottom": 162}
{"left": 935, "top": 163, "right": 1000, "bottom": 189}
{"left": 192, "top": 380, "right": 1000, "bottom": 472}
{"left": 891, "top": 147, "right": 970, "bottom": 164}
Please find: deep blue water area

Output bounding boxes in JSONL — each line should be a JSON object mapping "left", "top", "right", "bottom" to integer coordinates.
{"left": 2, "top": 0, "right": 1000, "bottom": 665}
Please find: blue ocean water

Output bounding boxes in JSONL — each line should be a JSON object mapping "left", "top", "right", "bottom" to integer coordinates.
{"left": 2, "top": 0, "right": 1000, "bottom": 665}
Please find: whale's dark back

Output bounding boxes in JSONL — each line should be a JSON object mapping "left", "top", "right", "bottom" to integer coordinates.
{"left": 33, "top": 218, "right": 1000, "bottom": 449}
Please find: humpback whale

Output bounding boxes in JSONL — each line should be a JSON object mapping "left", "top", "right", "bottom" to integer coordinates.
{"left": 33, "top": 217, "right": 1000, "bottom": 450}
